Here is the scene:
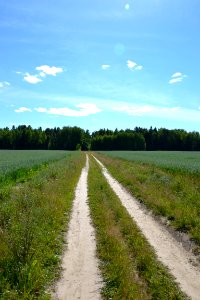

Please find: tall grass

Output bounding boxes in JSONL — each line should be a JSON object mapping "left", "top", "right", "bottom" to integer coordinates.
{"left": 0, "top": 152, "right": 85, "bottom": 299}
{"left": 88, "top": 155, "right": 185, "bottom": 299}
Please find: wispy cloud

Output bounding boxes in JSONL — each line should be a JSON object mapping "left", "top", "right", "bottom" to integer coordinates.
{"left": 101, "top": 64, "right": 110, "bottom": 70}
{"left": 127, "top": 60, "right": 143, "bottom": 71}
{"left": 169, "top": 77, "right": 182, "bottom": 84}
{"left": 113, "top": 103, "right": 180, "bottom": 117}
{"left": 24, "top": 73, "right": 42, "bottom": 84}
{"left": 35, "top": 65, "right": 63, "bottom": 76}
{"left": 169, "top": 72, "right": 187, "bottom": 84}
{"left": 109, "top": 102, "right": 200, "bottom": 125}
{"left": 135, "top": 65, "right": 143, "bottom": 70}
{"left": 14, "top": 107, "right": 32, "bottom": 113}
{"left": 34, "top": 103, "right": 101, "bottom": 117}
{"left": 0, "top": 81, "right": 10, "bottom": 88}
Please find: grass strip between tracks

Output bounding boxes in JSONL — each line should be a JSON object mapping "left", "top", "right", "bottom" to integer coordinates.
{"left": 88, "top": 155, "right": 185, "bottom": 300}
{"left": 0, "top": 152, "right": 85, "bottom": 299}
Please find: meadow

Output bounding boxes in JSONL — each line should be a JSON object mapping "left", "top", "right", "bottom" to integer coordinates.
{"left": 98, "top": 151, "right": 200, "bottom": 173}
{"left": 94, "top": 152, "right": 200, "bottom": 247}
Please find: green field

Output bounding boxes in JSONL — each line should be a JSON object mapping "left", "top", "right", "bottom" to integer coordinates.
{"left": 98, "top": 151, "right": 200, "bottom": 173}
{"left": 0, "top": 150, "right": 70, "bottom": 185}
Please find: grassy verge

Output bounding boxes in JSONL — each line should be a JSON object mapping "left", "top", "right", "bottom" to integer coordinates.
{"left": 88, "top": 155, "right": 185, "bottom": 299}
{"left": 93, "top": 153, "right": 200, "bottom": 247}
{"left": 0, "top": 151, "right": 85, "bottom": 299}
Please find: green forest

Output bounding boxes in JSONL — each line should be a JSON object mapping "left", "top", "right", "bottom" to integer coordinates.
{"left": 0, "top": 125, "right": 200, "bottom": 151}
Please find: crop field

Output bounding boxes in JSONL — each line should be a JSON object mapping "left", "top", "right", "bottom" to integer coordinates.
{"left": 98, "top": 151, "right": 200, "bottom": 173}
{"left": 0, "top": 150, "right": 70, "bottom": 185}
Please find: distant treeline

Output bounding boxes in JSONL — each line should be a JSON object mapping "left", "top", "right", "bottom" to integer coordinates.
{"left": 0, "top": 125, "right": 200, "bottom": 151}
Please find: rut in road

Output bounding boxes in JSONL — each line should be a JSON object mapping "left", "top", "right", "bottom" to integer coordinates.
{"left": 93, "top": 155, "right": 200, "bottom": 300}
{"left": 53, "top": 155, "right": 102, "bottom": 300}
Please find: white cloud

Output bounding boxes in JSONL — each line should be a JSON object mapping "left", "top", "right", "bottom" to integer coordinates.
{"left": 36, "top": 65, "right": 63, "bottom": 76}
{"left": 127, "top": 60, "right": 143, "bottom": 71}
{"left": 34, "top": 103, "right": 101, "bottom": 117}
{"left": 113, "top": 104, "right": 180, "bottom": 117}
{"left": 169, "top": 72, "right": 187, "bottom": 84}
{"left": 18, "top": 65, "right": 63, "bottom": 84}
{"left": 172, "top": 72, "right": 182, "bottom": 78}
{"left": 125, "top": 3, "right": 130, "bottom": 10}
{"left": 0, "top": 81, "right": 10, "bottom": 88}
{"left": 101, "top": 64, "right": 110, "bottom": 70}
{"left": 127, "top": 60, "right": 137, "bottom": 70}
{"left": 24, "top": 73, "right": 42, "bottom": 84}
{"left": 14, "top": 107, "right": 32, "bottom": 113}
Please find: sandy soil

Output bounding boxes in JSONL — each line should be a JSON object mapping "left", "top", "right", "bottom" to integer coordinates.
{"left": 93, "top": 155, "right": 200, "bottom": 300}
{"left": 53, "top": 155, "right": 102, "bottom": 300}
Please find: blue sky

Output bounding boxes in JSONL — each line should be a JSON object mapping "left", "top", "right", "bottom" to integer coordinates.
{"left": 0, "top": 0, "right": 200, "bottom": 132}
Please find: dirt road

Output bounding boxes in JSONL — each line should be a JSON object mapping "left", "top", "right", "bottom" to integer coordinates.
{"left": 53, "top": 155, "right": 102, "bottom": 300}
{"left": 93, "top": 155, "right": 200, "bottom": 300}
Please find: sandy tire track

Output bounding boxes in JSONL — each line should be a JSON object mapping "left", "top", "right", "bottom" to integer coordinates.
{"left": 53, "top": 155, "right": 102, "bottom": 300}
{"left": 93, "top": 155, "right": 200, "bottom": 300}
